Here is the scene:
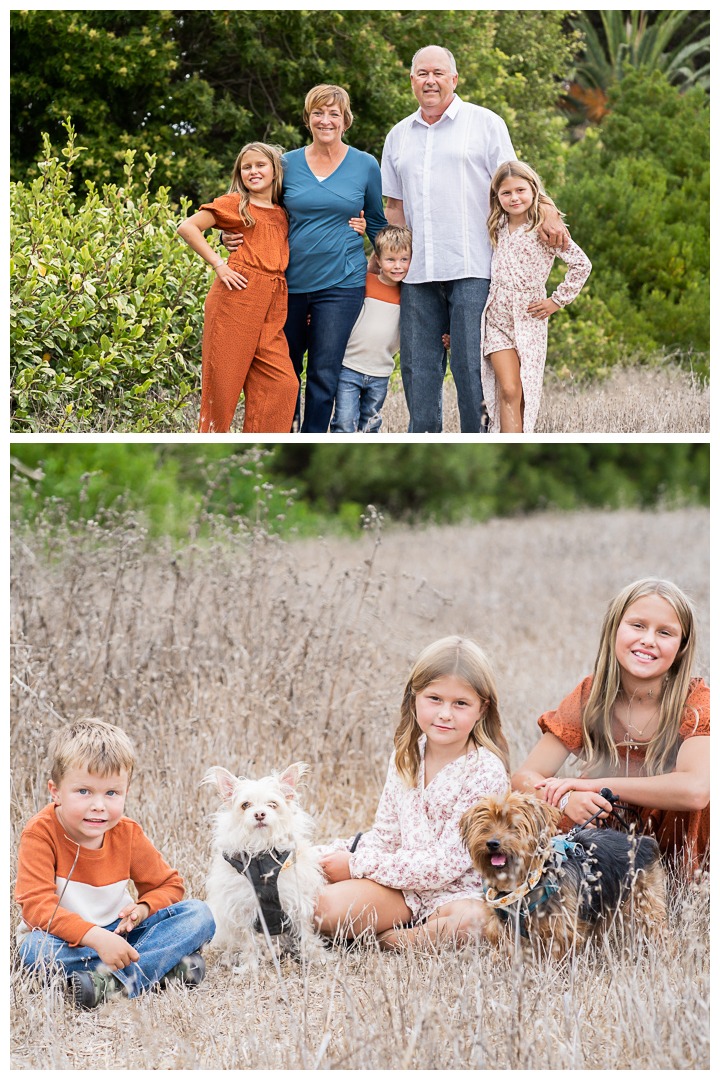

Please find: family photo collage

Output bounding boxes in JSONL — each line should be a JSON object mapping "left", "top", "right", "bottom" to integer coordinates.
{"left": 9, "top": 7, "right": 711, "bottom": 1071}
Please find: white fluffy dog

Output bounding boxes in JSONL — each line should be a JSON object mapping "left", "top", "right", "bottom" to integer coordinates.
{"left": 203, "top": 762, "right": 324, "bottom": 964}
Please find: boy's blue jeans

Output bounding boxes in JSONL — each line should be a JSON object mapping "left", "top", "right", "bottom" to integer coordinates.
{"left": 19, "top": 899, "right": 215, "bottom": 999}
{"left": 330, "top": 367, "right": 389, "bottom": 433}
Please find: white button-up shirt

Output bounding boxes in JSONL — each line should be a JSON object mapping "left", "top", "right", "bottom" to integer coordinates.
{"left": 381, "top": 94, "right": 516, "bottom": 284}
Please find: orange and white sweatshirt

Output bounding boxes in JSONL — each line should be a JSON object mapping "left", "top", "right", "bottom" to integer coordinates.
{"left": 15, "top": 803, "right": 184, "bottom": 947}
{"left": 341, "top": 271, "right": 401, "bottom": 378}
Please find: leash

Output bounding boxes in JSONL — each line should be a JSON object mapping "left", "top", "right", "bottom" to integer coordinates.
{"left": 223, "top": 848, "right": 294, "bottom": 936}
{"left": 564, "top": 787, "right": 643, "bottom": 842}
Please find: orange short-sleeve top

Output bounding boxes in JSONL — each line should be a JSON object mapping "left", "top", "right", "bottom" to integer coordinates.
{"left": 538, "top": 675, "right": 710, "bottom": 775}
{"left": 199, "top": 194, "right": 289, "bottom": 275}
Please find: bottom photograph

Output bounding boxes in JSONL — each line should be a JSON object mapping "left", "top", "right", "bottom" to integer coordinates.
{"left": 10, "top": 442, "right": 709, "bottom": 1071}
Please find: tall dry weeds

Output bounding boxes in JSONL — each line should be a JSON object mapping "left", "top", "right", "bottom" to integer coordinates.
{"left": 10, "top": 497, "right": 709, "bottom": 1068}
{"left": 380, "top": 363, "right": 709, "bottom": 434}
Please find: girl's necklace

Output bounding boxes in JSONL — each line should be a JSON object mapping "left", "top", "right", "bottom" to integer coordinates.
{"left": 615, "top": 691, "right": 660, "bottom": 775}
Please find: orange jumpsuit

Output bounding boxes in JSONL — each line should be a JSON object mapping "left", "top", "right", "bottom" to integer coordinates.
{"left": 197, "top": 194, "right": 298, "bottom": 433}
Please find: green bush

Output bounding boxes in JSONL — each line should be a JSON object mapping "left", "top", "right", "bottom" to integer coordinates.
{"left": 10, "top": 121, "right": 210, "bottom": 432}
{"left": 554, "top": 70, "right": 709, "bottom": 365}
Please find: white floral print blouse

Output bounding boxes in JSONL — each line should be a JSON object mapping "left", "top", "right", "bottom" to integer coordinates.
{"left": 317, "top": 736, "right": 509, "bottom": 922}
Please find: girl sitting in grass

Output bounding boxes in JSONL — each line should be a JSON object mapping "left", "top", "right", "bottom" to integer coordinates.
{"left": 512, "top": 578, "right": 709, "bottom": 874}
{"left": 314, "top": 636, "right": 510, "bottom": 948}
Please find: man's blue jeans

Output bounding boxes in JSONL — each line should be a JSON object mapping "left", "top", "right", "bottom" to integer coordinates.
{"left": 19, "top": 899, "right": 215, "bottom": 999}
{"left": 284, "top": 286, "right": 366, "bottom": 433}
{"left": 330, "top": 368, "right": 389, "bottom": 433}
{"left": 399, "top": 277, "right": 491, "bottom": 433}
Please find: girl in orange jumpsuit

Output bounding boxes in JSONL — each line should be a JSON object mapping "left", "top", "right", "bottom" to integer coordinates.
{"left": 177, "top": 143, "right": 298, "bottom": 433}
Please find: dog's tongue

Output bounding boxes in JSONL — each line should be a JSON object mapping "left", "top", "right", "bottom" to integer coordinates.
{"left": 491, "top": 855, "right": 506, "bottom": 867}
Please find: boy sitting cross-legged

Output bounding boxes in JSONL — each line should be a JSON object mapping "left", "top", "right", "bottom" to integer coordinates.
{"left": 330, "top": 224, "right": 412, "bottom": 433}
{"left": 15, "top": 719, "right": 215, "bottom": 1008}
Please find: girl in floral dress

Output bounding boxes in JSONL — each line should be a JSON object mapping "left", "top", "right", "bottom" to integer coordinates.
{"left": 481, "top": 161, "right": 592, "bottom": 434}
{"left": 314, "top": 637, "right": 510, "bottom": 949}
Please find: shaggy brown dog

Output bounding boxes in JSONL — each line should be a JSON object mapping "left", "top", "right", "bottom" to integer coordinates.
{"left": 460, "top": 791, "right": 667, "bottom": 959}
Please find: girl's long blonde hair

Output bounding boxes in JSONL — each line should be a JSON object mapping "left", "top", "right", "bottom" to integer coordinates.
{"left": 581, "top": 579, "right": 697, "bottom": 777}
{"left": 394, "top": 636, "right": 510, "bottom": 787}
{"left": 486, "top": 160, "right": 561, "bottom": 249}
{"left": 227, "top": 142, "right": 286, "bottom": 227}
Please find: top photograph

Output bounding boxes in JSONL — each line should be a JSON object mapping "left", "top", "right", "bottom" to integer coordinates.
{"left": 10, "top": 9, "right": 710, "bottom": 435}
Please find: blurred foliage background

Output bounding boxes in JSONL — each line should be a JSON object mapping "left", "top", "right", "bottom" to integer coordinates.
{"left": 10, "top": 9, "right": 709, "bottom": 430}
{"left": 11, "top": 443, "right": 710, "bottom": 541}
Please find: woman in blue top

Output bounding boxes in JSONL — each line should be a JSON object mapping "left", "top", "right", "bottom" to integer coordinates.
{"left": 223, "top": 84, "right": 387, "bottom": 432}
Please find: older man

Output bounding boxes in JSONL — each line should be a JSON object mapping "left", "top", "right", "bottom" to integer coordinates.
{"left": 381, "top": 45, "right": 567, "bottom": 433}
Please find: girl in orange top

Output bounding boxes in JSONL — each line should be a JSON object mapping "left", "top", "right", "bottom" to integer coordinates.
{"left": 512, "top": 578, "right": 709, "bottom": 873}
{"left": 177, "top": 143, "right": 299, "bottom": 433}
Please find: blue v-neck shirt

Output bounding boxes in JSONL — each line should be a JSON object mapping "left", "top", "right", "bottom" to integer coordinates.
{"left": 281, "top": 145, "right": 387, "bottom": 293}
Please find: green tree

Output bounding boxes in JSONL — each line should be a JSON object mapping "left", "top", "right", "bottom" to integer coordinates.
{"left": 573, "top": 9, "right": 709, "bottom": 93}
{"left": 11, "top": 9, "right": 577, "bottom": 202}
{"left": 270, "top": 444, "right": 709, "bottom": 518}
{"left": 550, "top": 69, "right": 709, "bottom": 362}
{"left": 561, "top": 10, "right": 709, "bottom": 128}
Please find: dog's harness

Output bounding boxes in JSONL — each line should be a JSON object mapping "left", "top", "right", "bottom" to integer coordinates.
{"left": 483, "top": 789, "right": 647, "bottom": 939}
{"left": 223, "top": 848, "right": 295, "bottom": 936}
{"left": 483, "top": 835, "right": 585, "bottom": 939}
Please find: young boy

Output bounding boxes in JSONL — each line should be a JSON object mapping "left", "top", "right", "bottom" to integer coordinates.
{"left": 330, "top": 225, "right": 412, "bottom": 433}
{"left": 15, "top": 719, "right": 215, "bottom": 1008}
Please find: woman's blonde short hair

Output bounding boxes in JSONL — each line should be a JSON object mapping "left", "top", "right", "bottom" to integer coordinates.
{"left": 303, "top": 84, "right": 353, "bottom": 132}
{"left": 49, "top": 719, "right": 136, "bottom": 785}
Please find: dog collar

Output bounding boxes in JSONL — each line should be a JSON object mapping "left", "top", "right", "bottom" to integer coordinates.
{"left": 223, "top": 848, "right": 295, "bottom": 936}
{"left": 483, "top": 867, "right": 542, "bottom": 908}
{"left": 484, "top": 867, "right": 563, "bottom": 940}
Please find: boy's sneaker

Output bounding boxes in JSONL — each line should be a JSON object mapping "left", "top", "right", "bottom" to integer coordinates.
{"left": 160, "top": 952, "right": 206, "bottom": 989}
{"left": 68, "top": 969, "right": 125, "bottom": 1009}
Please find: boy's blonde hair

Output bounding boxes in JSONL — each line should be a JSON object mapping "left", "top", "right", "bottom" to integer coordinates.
{"left": 49, "top": 719, "right": 136, "bottom": 786}
{"left": 394, "top": 636, "right": 510, "bottom": 787}
{"left": 581, "top": 579, "right": 697, "bottom": 778}
{"left": 227, "top": 142, "right": 286, "bottom": 227}
{"left": 487, "top": 160, "right": 561, "bottom": 249}
{"left": 303, "top": 84, "right": 353, "bottom": 132}
{"left": 374, "top": 224, "right": 412, "bottom": 259}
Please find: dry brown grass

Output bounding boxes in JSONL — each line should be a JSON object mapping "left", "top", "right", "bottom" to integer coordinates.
{"left": 10, "top": 503, "right": 709, "bottom": 1069}
{"left": 121, "top": 360, "right": 708, "bottom": 434}
{"left": 379, "top": 363, "right": 709, "bottom": 434}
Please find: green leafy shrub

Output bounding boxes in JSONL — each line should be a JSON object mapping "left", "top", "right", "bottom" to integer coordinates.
{"left": 10, "top": 121, "right": 212, "bottom": 432}
{"left": 554, "top": 70, "right": 709, "bottom": 366}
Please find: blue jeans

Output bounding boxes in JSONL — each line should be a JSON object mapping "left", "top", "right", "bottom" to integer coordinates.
{"left": 284, "top": 286, "right": 366, "bottom": 433}
{"left": 399, "top": 278, "right": 491, "bottom": 433}
{"left": 19, "top": 899, "right": 215, "bottom": 999}
{"left": 330, "top": 367, "right": 389, "bottom": 433}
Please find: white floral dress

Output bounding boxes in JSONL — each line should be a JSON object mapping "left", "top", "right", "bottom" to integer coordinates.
{"left": 316, "top": 736, "right": 509, "bottom": 922}
{"left": 481, "top": 218, "right": 592, "bottom": 433}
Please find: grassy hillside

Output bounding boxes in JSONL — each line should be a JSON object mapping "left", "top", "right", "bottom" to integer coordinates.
{"left": 11, "top": 505, "right": 709, "bottom": 1068}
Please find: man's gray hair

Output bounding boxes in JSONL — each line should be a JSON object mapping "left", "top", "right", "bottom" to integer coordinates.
{"left": 411, "top": 46, "right": 457, "bottom": 76}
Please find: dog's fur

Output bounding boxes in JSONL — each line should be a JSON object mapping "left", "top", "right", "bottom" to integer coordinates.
{"left": 203, "top": 762, "right": 324, "bottom": 964}
{"left": 460, "top": 791, "right": 667, "bottom": 959}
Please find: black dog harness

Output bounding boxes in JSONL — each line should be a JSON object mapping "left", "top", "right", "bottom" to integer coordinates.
{"left": 223, "top": 849, "right": 294, "bottom": 936}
